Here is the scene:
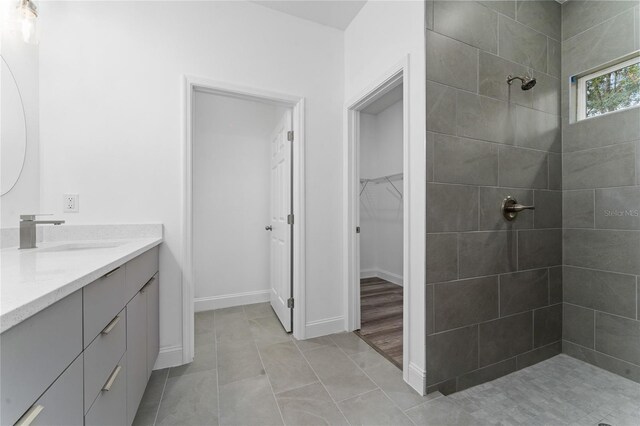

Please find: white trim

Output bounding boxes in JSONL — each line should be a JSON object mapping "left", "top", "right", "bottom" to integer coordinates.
{"left": 183, "top": 76, "right": 307, "bottom": 366}
{"left": 343, "top": 56, "right": 426, "bottom": 395}
{"left": 305, "top": 316, "right": 345, "bottom": 339}
{"left": 153, "top": 345, "right": 183, "bottom": 370}
{"left": 359, "top": 269, "right": 403, "bottom": 286}
{"left": 194, "top": 290, "right": 271, "bottom": 312}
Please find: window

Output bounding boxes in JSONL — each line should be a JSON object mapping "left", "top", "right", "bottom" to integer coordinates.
{"left": 576, "top": 55, "right": 640, "bottom": 121}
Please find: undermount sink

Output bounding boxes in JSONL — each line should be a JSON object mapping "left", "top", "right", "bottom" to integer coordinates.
{"left": 37, "top": 242, "right": 126, "bottom": 252}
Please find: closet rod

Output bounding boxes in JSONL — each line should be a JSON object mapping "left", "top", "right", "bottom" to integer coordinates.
{"left": 359, "top": 172, "right": 403, "bottom": 199}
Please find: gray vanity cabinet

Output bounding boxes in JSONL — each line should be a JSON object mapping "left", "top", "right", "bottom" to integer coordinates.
{"left": 0, "top": 245, "right": 160, "bottom": 426}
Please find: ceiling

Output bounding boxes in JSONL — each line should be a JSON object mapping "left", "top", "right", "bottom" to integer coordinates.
{"left": 251, "top": 1, "right": 368, "bottom": 30}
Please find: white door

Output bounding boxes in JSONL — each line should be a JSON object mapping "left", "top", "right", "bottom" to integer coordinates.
{"left": 268, "top": 110, "right": 293, "bottom": 332}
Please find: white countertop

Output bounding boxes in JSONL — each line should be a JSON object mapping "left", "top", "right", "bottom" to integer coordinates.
{"left": 1, "top": 237, "right": 162, "bottom": 333}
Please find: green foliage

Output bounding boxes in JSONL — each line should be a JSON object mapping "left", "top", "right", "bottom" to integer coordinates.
{"left": 586, "top": 62, "right": 640, "bottom": 118}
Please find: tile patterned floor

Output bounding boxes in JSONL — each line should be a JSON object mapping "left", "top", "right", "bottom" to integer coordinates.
{"left": 134, "top": 303, "right": 640, "bottom": 426}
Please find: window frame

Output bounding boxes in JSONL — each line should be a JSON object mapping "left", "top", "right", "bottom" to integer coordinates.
{"left": 576, "top": 54, "right": 640, "bottom": 121}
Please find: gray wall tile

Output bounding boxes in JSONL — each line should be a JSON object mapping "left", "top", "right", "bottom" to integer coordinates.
{"left": 479, "top": 187, "right": 533, "bottom": 230}
{"left": 457, "top": 91, "right": 516, "bottom": 144}
{"left": 562, "top": 0, "right": 638, "bottom": 41}
{"left": 563, "top": 143, "right": 636, "bottom": 190}
{"left": 516, "top": 0, "right": 561, "bottom": 40}
{"left": 479, "top": 312, "right": 533, "bottom": 367}
{"left": 433, "top": 1, "right": 498, "bottom": 53}
{"left": 534, "top": 190, "right": 563, "bottom": 229}
{"left": 425, "top": 0, "right": 434, "bottom": 30}
{"left": 534, "top": 304, "right": 562, "bottom": 347}
{"left": 499, "top": 146, "right": 548, "bottom": 189}
{"left": 426, "top": 30, "right": 478, "bottom": 92}
{"left": 433, "top": 135, "right": 499, "bottom": 185}
{"left": 563, "top": 108, "right": 640, "bottom": 153}
{"left": 548, "top": 152, "right": 562, "bottom": 190}
{"left": 434, "top": 276, "right": 499, "bottom": 332}
{"left": 459, "top": 231, "right": 517, "bottom": 278}
{"left": 564, "top": 229, "right": 640, "bottom": 275}
{"left": 516, "top": 341, "right": 562, "bottom": 369}
{"left": 427, "top": 183, "right": 479, "bottom": 232}
{"left": 426, "top": 233, "right": 458, "bottom": 284}
{"left": 563, "top": 339, "right": 640, "bottom": 383}
{"left": 563, "top": 303, "right": 595, "bottom": 348}
{"left": 500, "top": 269, "right": 549, "bottom": 316}
{"left": 518, "top": 229, "right": 563, "bottom": 269}
{"left": 478, "top": 1, "right": 515, "bottom": 18}
{"left": 637, "top": 140, "right": 640, "bottom": 185}
{"left": 563, "top": 190, "right": 594, "bottom": 229}
{"left": 426, "top": 326, "right": 478, "bottom": 385}
{"left": 498, "top": 15, "right": 548, "bottom": 72}
{"left": 427, "top": 81, "right": 457, "bottom": 136}
{"left": 515, "top": 106, "right": 561, "bottom": 152}
{"left": 564, "top": 266, "right": 637, "bottom": 318}
{"left": 549, "top": 266, "right": 563, "bottom": 304}
{"left": 479, "top": 51, "right": 532, "bottom": 107}
{"left": 427, "top": 132, "right": 434, "bottom": 182}
{"left": 427, "top": 285, "right": 434, "bottom": 335}
{"left": 456, "top": 358, "right": 517, "bottom": 392}
{"left": 596, "top": 312, "right": 640, "bottom": 365}
{"left": 595, "top": 187, "right": 640, "bottom": 230}
{"left": 547, "top": 38, "right": 561, "bottom": 77}
{"left": 562, "top": 12, "right": 635, "bottom": 77}
{"left": 531, "top": 73, "right": 561, "bottom": 116}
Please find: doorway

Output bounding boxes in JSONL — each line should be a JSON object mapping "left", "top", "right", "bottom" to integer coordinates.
{"left": 183, "top": 77, "right": 306, "bottom": 364}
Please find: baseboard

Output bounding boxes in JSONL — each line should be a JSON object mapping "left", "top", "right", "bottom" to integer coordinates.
{"left": 154, "top": 345, "right": 183, "bottom": 370}
{"left": 359, "top": 269, "right": 403, "bottom": 286}
{"left": 406, "top": 361, "right": 426, "bottom": 395}
{"left": 305, "top": 316, "right": 345, "bottom": 338}
{"left": 194, "top": 289, "right": 270, "bottom": 312}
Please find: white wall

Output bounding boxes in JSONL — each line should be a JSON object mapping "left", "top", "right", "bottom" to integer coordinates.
{"left": 0, "top": 3, "right": 39, "bottom": 229}
{"left": 38, "top": 1, "right": 344, "bottom": 364}
{"left": 344, "top": 0, "right": 426, "bottom": 389}
{"left": 359, "top": 100, "right": 403, "bottom": 284}
{"left": 193, "top": 92, "right": 281, "bottom": 307}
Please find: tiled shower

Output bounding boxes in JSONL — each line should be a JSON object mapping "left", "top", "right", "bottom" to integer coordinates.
{"left": 425, "top": 0, "right": 639, "bottom": 394}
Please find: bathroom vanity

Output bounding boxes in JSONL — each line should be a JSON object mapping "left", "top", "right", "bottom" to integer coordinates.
{"left": 1, "top": 237, "right": 162, "bottom": 426}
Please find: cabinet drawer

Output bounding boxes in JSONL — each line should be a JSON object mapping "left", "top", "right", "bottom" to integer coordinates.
{"left": 85, "top": 353, "right": 127, "bottom": 426}
{"left": 84, "top": 266, "right": 126, "bottom": 346}
{"left": 17, "top": 354, "right": 84, "bottom": 426}
{"left": 0, "top": 290, "right": 83, "bottom": 426}
{"left": 84, "top": 308, "right": 126, "bottom": 413}
{"left": 125, "top": 247, "right": 159, "bottom": 302}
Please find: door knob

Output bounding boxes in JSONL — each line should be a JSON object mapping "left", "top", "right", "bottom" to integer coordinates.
{"left": 502, "top": 196, "right": 535, "bottom": 221}
{"left": 265, "top": 225, "right": 273, "bottom": 231}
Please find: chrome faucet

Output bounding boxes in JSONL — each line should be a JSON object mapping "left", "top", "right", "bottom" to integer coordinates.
{"left": 20, "top": 215, "right": 65, "bottom": 249}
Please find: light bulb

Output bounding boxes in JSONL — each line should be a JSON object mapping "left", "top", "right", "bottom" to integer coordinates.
{"left": 16, "top": 0, "right": 39, "bottom": 45}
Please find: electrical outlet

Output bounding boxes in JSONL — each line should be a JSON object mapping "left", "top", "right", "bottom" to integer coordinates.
{"left": 63, "top": 194, "right": 79, "bottom": 213}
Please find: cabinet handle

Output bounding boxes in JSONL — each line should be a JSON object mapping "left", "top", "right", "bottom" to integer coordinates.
{"left": 104, "top": 267, "right": 120, "bottom": 278}
{"left": 15, "top": 404, "right": 44, "bottom": 426}
{"left": 101, "top": 315, "right": 120, "bottom": 335}
{"left": 140, "top": 275, "right": 156, "bottom": 293}
{"left": 102, "top": 365, "right": 122, "bottom": 392}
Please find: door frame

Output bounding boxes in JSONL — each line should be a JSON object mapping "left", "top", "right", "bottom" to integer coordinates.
{"left": 182, "top": 76, "right": 307, "bottom": 364}
{"left": 343, "top": 56, "right": 426, "bottom": 394}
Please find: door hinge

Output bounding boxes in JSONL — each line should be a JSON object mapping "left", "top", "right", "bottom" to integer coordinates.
{"left": 287, "top": 131, "right": 294, "bottom": 142}
{"left": 356, "top": 226, "right": 361, "bottom": 234}
{"left": 287, "top": 214, "right": 294, "bottom": 225}
{"left": 287, "top": 297, "right": 294, "bottom": 308}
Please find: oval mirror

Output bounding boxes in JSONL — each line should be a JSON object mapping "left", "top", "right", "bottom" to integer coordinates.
{"left": 1, "top": 56, "right": 28, "bottom": 195}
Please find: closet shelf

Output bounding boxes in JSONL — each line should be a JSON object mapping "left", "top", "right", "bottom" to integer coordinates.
{"left": 359, "top": 172, "right": 403, "bottom": 198}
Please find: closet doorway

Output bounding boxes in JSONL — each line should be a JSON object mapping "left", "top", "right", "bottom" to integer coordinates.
{"left": 357, "top": 84, "right": 404, "bottom": 368}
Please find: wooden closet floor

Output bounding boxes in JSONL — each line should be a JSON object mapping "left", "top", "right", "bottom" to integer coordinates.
{"left": 355, "top": 277, "right": 403, "bottom": 369}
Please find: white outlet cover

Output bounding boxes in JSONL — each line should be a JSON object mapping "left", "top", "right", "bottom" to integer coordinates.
{"left": 63, "top": 194, "right": 79, "bottom": 213}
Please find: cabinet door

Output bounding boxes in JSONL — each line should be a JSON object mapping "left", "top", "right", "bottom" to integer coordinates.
{"left": 126, "top": 291, "right": 147, "bottom": 425}
{"left": 146, "top": 274, "right": 160, "bottom": 378}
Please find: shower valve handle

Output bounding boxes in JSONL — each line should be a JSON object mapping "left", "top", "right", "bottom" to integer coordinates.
{"left": 502, "top": 196, "right": 535, "bottom": 221}
{"left": 505, "top": 203, "right": 535, "bottom": 213}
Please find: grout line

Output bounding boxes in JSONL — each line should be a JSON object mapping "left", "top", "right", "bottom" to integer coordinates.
{"left": 152, "top": 368, "right": 170, "bottom": 426}
{"left": 252, "top": 335, "right": 287, "bottom": 426}
{"left": 214, "top": 316, "right": 221, "bottom": 426}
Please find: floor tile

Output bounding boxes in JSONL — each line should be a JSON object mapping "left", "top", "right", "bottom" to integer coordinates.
{"left": 216, "top": 339, "right": 265, "bottom": 386}
{"left": 338, "top": 389, "right": 413, "bottom": 426}
{"left": 243, "top": 302, "right": 274, "bottom": 320}
{"left": 218, "top": 374, "right": 283, "bottom": 426}
{"left": 348, "top": 347, "right": 389, "bottom": 370}
{"left": 303, "top": 345, "right": 377, "bottom": 402}
{"left": 293, "top": 336, "right": 336, "bottom": 352}
{"left": 260, "top": 341, "right": 318, "bottom": 394}
{"left": 330, "top": 332, "right": 373, "bottom": 355}
{"left": 133, "top": 368, "right": 169, "bottom": 425}
{"left": 249, "top": 315, "right": 292, "bottom": 349}
{"left": 276, "top": 382, "right": 348, "bottom": 426}
{"left": 169, "top": 342, "right": 216, "bottom": 377}
{"left": 156, "top": 369, "right": 218, "bottom": 426}
{"left": 363, "top": 361, "right": 428, "bottom": 410}
{"left": 406, "top": 397, "right": 477, "bottom": 426}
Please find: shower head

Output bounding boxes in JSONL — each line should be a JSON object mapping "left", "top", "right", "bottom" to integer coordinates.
{"left": 507, "top": 75, "right": 537, "bottom": 90}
